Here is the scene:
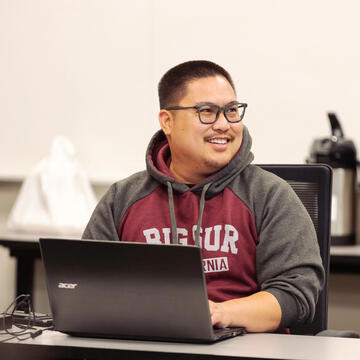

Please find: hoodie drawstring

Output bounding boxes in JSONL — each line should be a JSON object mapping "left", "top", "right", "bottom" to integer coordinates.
{"left": 194, "top": 183, "right": 210, "bottom": 247}
{"left": 166, "top": 181, "right": 211, "bottom": 247}
{"left": 167, "top": 182, "right": 178, "bottom": 245}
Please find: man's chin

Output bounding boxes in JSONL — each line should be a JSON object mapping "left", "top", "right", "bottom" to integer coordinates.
{"left": 203, "top": 158, "right": 231, "bottom": 174}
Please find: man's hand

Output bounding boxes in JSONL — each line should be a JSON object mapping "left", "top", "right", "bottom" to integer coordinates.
{"left": 208, "top": 291, "right": 282, "bottom": 332}
{"left": 209, "top": 300, "right": 231, "bottom": 328}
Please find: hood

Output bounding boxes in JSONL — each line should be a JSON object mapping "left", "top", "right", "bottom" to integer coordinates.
{"left": 146, "top": 125, "right": 254, "bottom": 198}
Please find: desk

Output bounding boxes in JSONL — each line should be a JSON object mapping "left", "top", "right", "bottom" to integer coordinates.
{"left": 1, "top": 330, "right": 360, "bottom": 360}
{"left": 0, "top": 233, "right": 40, "bottom": 297}
{"left": 330, "top": 245, "right": 360, "bottom": 272}
{"left": 0, "top": 233, "right": 79, "bottom": 298}
{"left": 1, "top": 233, "right": 360, "bottom": 299}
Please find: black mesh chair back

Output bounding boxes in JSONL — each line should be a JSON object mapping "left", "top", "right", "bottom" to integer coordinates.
{"left": 259, "top": 164, "right": 332, "bottom": 335}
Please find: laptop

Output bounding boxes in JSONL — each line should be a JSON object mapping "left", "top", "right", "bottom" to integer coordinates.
{"left": 39, "top": 238, "right": 246, "bottom": 343}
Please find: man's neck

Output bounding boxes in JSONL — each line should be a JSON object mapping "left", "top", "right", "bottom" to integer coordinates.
{"left": 169, "top": 161, "right": 209, "bottom": 185}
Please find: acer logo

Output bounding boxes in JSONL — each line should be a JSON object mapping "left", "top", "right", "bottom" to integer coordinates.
{"left": 58, "top": 282, "right": 78, "bottom": 289}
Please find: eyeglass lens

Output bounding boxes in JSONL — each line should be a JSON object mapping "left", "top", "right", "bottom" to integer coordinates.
{"left": 199, "top": 104, "right": 245, "bottom": 123}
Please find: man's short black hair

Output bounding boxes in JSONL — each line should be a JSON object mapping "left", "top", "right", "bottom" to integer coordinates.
{"left": 158, "top": 60, "right": 236, "bottom": 109}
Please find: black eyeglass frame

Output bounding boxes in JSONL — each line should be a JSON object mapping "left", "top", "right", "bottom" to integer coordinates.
{"left": 165, "top": 101, "right": 248, "bottom": 124}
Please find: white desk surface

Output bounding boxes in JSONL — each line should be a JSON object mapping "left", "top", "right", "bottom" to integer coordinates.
{"left": 2, "top": 330, "right": 360, "bottom": 360}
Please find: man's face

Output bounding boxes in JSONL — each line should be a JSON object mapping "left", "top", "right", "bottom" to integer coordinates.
{"left": 160, "top": 75, "right": 244, "bottom": 184}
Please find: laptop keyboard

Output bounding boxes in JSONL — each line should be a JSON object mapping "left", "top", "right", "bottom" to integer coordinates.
{"left": 213, "top": 326, "right": 246, "bottom": 340}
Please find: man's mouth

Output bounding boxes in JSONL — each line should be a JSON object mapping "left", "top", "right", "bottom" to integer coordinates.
{"left": 206, "top": 137, "right": 231, "bottom": 145}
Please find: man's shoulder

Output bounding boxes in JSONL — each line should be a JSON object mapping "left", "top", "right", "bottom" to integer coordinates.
{"left": 238, "top": 164, "right": 290, "bottom": 189}
{"left": 228, "top": 164, "right": 294, "bottom": 211}
{"left": 109, "top": 170, "right": 160, "bottom": 201}
{"left": 113, "top": 170, "right": 149, "bottom": 187}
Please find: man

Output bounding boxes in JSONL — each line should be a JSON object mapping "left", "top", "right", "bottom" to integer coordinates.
{"left": 82, "top": 60, "right": 324, "bottom": 333}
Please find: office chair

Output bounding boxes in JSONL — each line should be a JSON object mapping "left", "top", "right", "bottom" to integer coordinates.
{"left": 259, "top": 164, "right": 332, "bottom": 335}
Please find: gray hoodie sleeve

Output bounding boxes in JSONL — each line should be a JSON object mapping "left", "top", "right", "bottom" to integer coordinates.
{"left": 82, "top": 183, "right": 121, "bottom": 241}
{"left": 251, "top": 168, "right": 325, "bottom": 329}
{"left": 232, "top": 165, "right": 325, "bottom": 329}
{"left": 82, "top": 171, "right": 159, "bottom": 241}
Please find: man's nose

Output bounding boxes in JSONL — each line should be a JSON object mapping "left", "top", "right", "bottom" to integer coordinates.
{"left": 212, "top": 110, "right": 230, "bottom": 131}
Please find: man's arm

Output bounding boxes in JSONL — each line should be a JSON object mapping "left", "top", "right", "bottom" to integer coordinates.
{"left": 82, "top": 183, "right": 120, "bottom": 240}
{"left": 225, "top": 167, "right": 325, "bottom": 331}
{"left": 209, "top": 291, "right": 282, "bottom": 332}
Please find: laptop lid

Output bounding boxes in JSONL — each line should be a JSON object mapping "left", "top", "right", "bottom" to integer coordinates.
{"left": 39, "top": 238, "right": 244, "bottom": 343}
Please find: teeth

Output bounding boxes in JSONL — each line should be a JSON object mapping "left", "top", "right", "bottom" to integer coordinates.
{"left": 208, "top": 138, "right": 228, "bottom": 144}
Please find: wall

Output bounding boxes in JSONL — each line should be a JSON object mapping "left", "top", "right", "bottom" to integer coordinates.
{"left": 1, "top": 0, "right": 360, "bottom": 183}
{"left": 328, "top": 273, "right": 360, "bottom": 333}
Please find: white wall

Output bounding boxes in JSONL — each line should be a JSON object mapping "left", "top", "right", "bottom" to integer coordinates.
{"left": 1, "top": 0, "right": 360, "bottom": 183}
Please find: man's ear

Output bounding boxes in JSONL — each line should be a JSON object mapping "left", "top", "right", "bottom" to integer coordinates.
{"left": 159, "top": 110, "right": 173, "bottom": 136}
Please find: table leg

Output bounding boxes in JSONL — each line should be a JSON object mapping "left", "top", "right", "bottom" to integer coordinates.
{"left": 15, "top": 252, "right": 34, "bottom": 310}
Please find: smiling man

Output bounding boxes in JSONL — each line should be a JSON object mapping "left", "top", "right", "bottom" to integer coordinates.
{"left": 82, "top": 60, "right": 324, "bottom": 333}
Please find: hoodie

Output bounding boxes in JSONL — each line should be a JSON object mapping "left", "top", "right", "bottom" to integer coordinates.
{"left": 82, "top": 126, "right": 324, "bottom": 330}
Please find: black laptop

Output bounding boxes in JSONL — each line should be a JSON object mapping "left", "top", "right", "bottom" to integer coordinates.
{"left": 39, "top": 238, "right": 246, "bottom": 343}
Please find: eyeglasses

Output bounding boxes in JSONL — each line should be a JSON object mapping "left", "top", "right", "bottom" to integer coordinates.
{"left": 165, "top": 101, "right": 247, "bottom": 124}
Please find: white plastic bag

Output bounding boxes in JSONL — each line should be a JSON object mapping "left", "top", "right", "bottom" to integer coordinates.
{"left": 7, "top": 136, "right": 97, "bottom": 235}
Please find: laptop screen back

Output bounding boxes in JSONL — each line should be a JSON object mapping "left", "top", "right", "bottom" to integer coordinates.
{"left": 40, "top": 238, "right": 216, "bottom": 342}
